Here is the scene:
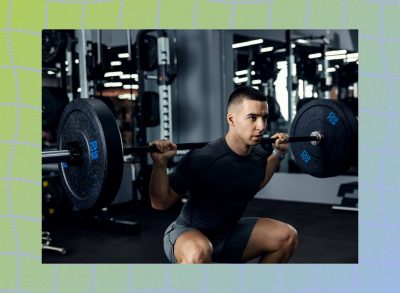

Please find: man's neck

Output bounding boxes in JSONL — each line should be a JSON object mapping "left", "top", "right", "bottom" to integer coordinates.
{"left": 225, "top": 131, "right": 252, "bottom": 156}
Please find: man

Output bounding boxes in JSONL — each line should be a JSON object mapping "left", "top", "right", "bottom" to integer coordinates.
{"left": 149, "top": 86, "right": 298, "bottom": 263}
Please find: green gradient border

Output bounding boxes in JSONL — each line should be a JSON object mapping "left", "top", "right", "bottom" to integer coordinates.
{"left": 1, "top": 0, "right": 400, "bottom": 292}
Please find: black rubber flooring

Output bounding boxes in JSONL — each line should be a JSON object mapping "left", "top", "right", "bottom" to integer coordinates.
{"left": 42, "top": 198, "right": 357, "bottom": 264}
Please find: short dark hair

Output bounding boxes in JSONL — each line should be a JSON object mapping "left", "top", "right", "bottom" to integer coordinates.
{"left": 227, "top": 86, "right": 267, "bottom": 109}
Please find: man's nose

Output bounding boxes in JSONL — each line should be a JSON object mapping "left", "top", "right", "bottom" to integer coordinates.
{"left": 256, "top": 118, "right": 266, "bottom": 130}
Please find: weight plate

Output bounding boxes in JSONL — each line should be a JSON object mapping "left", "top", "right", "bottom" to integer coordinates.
{"left": 290, "top": 99, "right": 357, "bottom": 178}
{"left": 57, "top": 99, "right": 123, "bottom": 210}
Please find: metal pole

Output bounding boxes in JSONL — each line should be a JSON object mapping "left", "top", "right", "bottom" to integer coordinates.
{"left": 42, "top": 150, "right": 72, "bottom": 164}
{"left": 78, "top": 29, "right": 89, "bottom": 99}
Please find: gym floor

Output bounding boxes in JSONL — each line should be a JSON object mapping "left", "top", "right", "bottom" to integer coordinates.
{"left": 42, "top": 198, "right": 357, "bottom": 264}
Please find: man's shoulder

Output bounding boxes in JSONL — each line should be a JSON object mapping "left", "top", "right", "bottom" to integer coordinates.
{"left": 182, "top": 137, "right": 228, "bottom": 170}
{"left": 190, "top": 137, "right": 227, "bottom": 159}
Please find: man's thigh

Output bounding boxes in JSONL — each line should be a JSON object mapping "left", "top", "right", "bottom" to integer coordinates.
{"left": 214, "top": 217, "right": 259, "bottom": 263}
{"left": 239, "top": 217, "right": 296, "bottom": 262}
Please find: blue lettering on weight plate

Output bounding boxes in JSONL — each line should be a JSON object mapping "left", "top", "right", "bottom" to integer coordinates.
{"left": 89, "top": 140, "right": 99, "bottom": 161}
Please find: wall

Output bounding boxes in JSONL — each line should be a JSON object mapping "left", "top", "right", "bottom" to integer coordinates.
{"left": 256, "top": 173, "right": 358, "bottom": 205}
{"left": 171, "top": 30, "right": 233, "bottom": 143}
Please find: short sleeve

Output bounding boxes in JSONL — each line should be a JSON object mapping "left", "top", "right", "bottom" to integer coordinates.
{"left": 168, "top": 150, "right": 195, "bottom": 196}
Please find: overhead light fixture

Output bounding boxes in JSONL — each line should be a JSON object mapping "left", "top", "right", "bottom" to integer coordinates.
{"left": 308, "top": 53, "right": 322, "bottom": 59}
{"left": 233, "top": 77, "right": 248, "bottom": 84}
{"left": 123, "top": 84, "right": 139, "bottom": 90}
{"left": 347, "top": 53, "right": 358, "bottom": 58}
{"left": 251, "top": 79, "right": 262, "bottom": 85}
{"left": 326, "top": 67, "right": 336, "bottom": 73}
{"left": 291, "top": 44, "right": 296, "bottom": 48}
{"left": 232, "top": 39, "right": 263, "bottom": 49}
{"left": 111, "top": 61, "right": 122, "bottom": 66}
{"left": 120, "top": 73, "right": 139, "bottom": 80}
{"left": 326, "top": 54, "right": 347, "bottom": 61}
{"left": 118, "top": 94, "right": 136, "bottom": 100}
{"left": 260, "top": 46, "right": 274, "bottom": 53}
{"left": 274, "top": 48, "right": 286, "bottom": 53}
{"left": 326, "top": 49, "right": 347, "bottom": 56}
{"left": 47, "top": 70, "right": 55, "bottom": 75}
{"left": 347, "top": 57, "right": 358, "bottom": 62}
{"left": 235, "top": 70, "right": 248, "bottom": 76}
{"left": 104, "top": 82, "right": 123, "bottom": 87}
{"left": 346, "top": 53, "right": 358, "bottom": 62}
{"left": 118, "top": 53, "right": 129, "bottom": 58}
{"left": 104, "top": 71, "right": 123, "bottom": 77}
{"left": 74, "top": 59, "right": 79, "bottom": 64}
{"left": 296, "top": 39, "right": 308, "bottom": 44}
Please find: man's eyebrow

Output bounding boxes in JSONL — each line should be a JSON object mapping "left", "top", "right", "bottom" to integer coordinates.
{"left": 246, "top": 113, "right": 269, "bottom": 118}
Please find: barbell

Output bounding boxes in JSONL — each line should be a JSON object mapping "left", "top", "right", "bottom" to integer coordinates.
{"left": 42, "top": 98, "right": 357, "bottom": 210}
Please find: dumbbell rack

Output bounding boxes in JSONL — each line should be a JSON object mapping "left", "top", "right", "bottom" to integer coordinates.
{"left": 42, "top": 231, "right": 67, "bottom": 255}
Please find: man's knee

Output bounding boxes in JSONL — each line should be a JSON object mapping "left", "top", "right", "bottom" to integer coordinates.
{"left": 176, "top": 239, "right": 213, "bottom": 264}
{"left": 282, "top": 224, "right": 298, "bottom": 251}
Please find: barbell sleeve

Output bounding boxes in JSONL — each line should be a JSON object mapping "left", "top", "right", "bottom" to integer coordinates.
{"left": 42, "top": 150, "right": 72, "bottom": 164}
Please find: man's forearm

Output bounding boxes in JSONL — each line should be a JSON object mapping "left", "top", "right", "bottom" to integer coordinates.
{"left": 259, "top": 155, "right": 283, "bottom": 190}
{"left": 149, "top": 162, "right": 176, "bottom": 210}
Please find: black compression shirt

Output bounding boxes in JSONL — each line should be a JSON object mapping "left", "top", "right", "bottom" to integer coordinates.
{"left": 169, "top": 137, "right": 268, "bottom": 238}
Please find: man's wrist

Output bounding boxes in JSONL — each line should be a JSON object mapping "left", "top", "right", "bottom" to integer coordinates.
{"left": 272, "top": 148, "right": 286, "bottom": 161}
{"left": 152, "top": 161, "right": 168, "bottom": 169}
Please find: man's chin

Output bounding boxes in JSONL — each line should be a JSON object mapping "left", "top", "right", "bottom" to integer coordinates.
{"left": 250, "top": 136, "right": 262, "bottom": 145}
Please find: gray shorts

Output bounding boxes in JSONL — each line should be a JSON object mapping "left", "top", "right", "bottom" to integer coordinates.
{"left": 163, "top": 217, "right": 259, "bottom": 263}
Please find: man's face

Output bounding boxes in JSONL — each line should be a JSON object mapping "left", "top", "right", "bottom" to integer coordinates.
{"left": 228, "top": 98, "right": 269, "bottom": 145}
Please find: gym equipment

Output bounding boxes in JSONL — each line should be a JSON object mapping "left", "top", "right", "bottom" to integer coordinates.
{"left": 142, "top": 91, "right": 160, "bottom": 127}
{"left": 42, "top": 175, "right": 73, "bottom": 219}
{"left": 42, "top": 232, "right": 67, "bottom": 255}
{"left": 42, "top": 30, "right": 68, "bottom": 65}
{"left": 290, "top": 99, "right": 357, "bottom": 178}
{"left": 55, "top": 98, "right": 123, "bottom": 210}
{"left": 42, "top": 97, "right": 357, "bottom": 210}
{"left": 42, "top": 87, "right": 69, "bottom": 131}
{"left": 138, "top": 34, "right": 158, "bottom": 71}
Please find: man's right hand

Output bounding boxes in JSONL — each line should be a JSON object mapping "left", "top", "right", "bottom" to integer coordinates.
{"left": 149, "top": 139, "right": 177, "bottom": 165}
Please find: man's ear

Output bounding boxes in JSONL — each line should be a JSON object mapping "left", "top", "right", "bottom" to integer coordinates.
{"left": 227, "top": 112, "right": 234, "bottom": 126}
